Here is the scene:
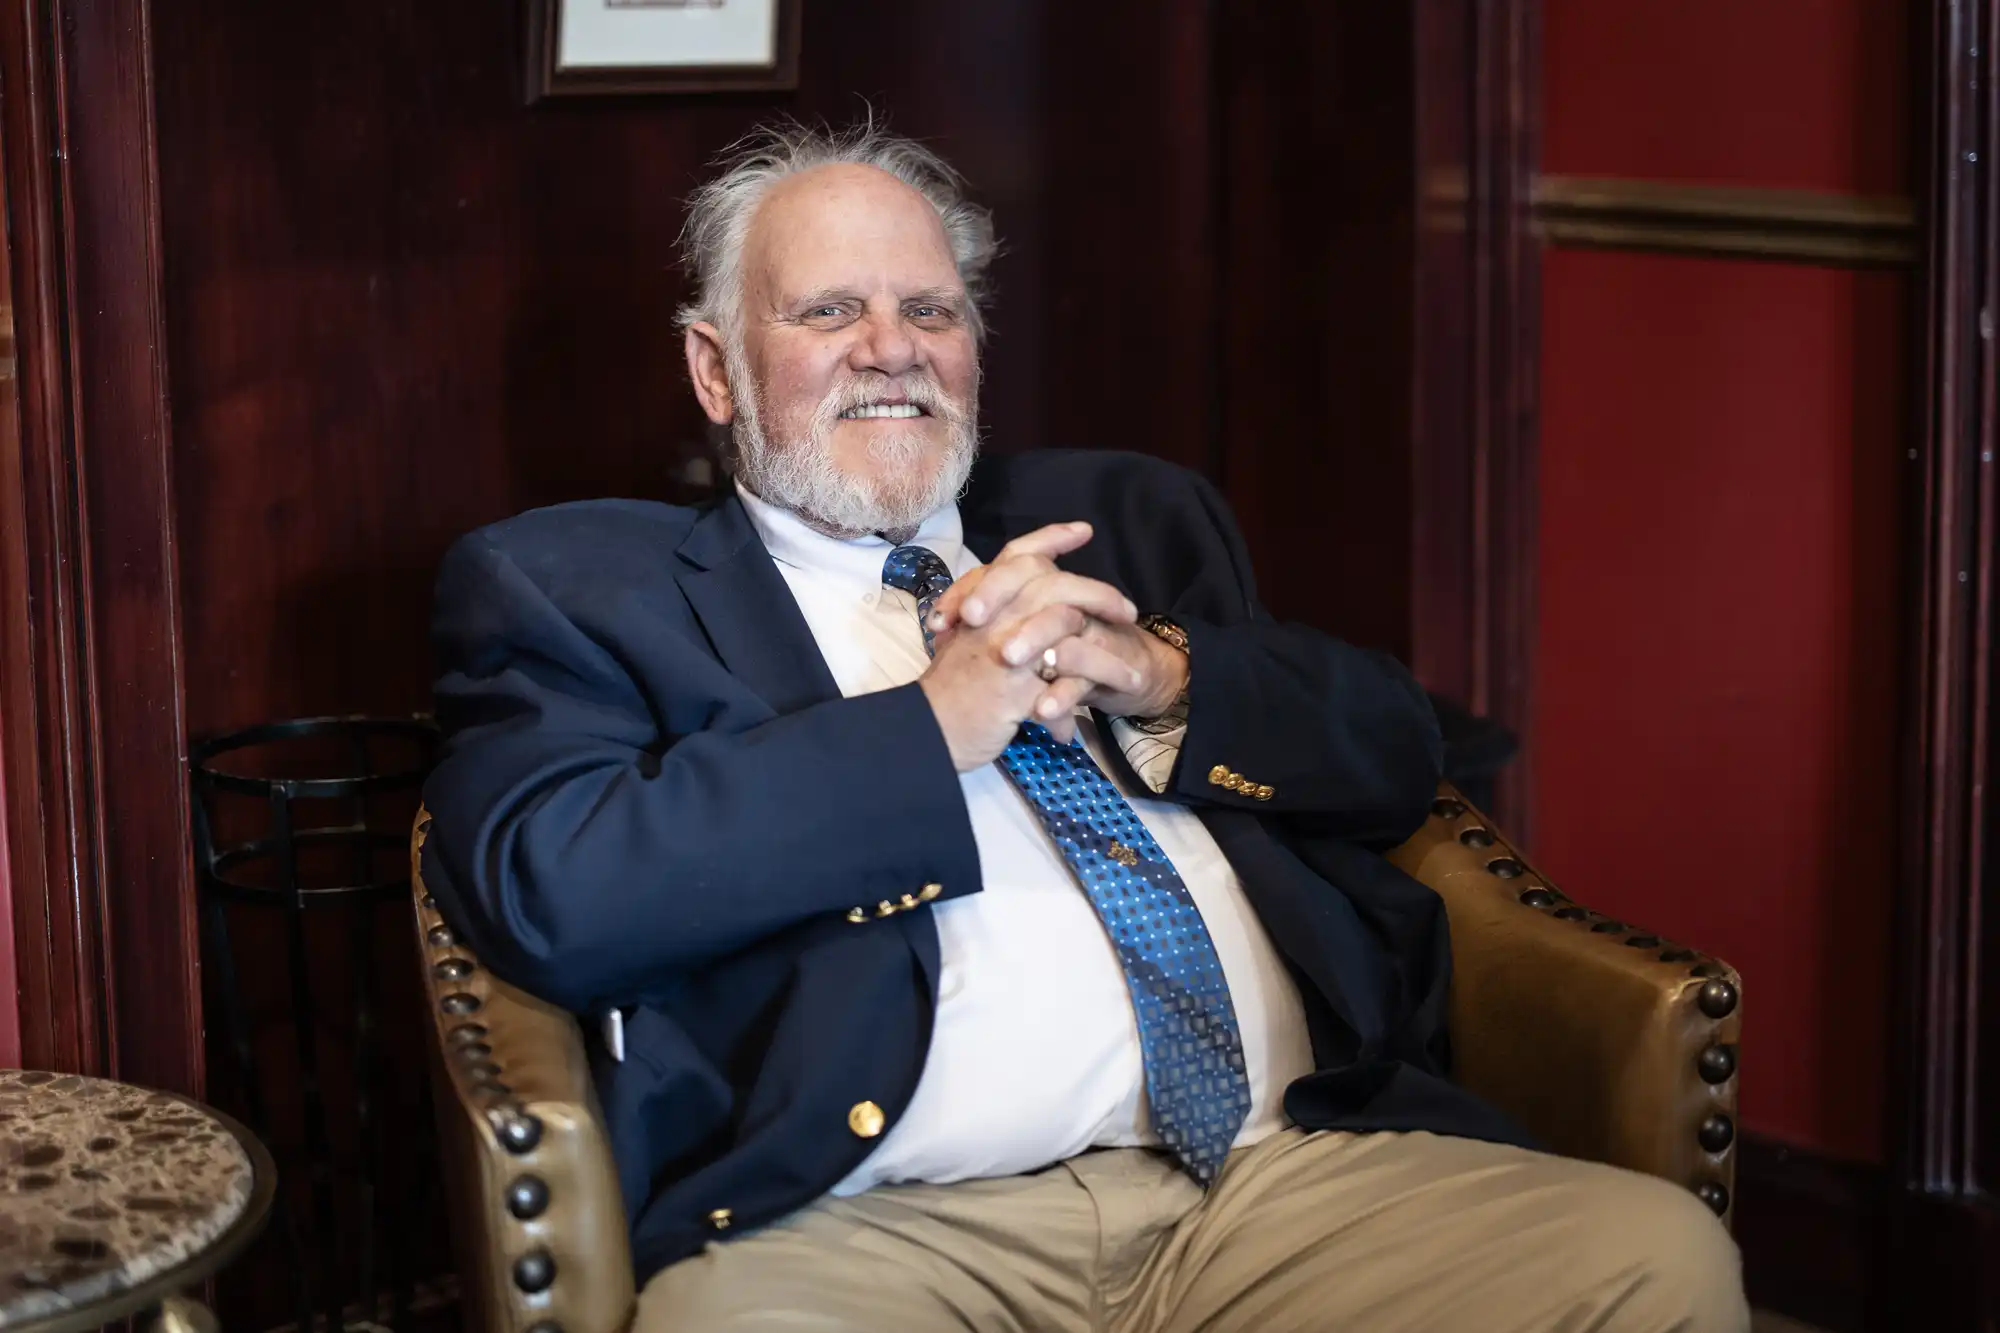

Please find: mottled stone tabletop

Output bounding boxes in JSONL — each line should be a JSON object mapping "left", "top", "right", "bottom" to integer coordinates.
{"left": 0, "top": 1071, "right": 259, "bottom": 1330}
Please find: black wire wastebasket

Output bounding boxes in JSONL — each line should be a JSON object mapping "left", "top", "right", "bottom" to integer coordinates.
{"left": 189, "top": 715, "right": 440, "bottom": 1333}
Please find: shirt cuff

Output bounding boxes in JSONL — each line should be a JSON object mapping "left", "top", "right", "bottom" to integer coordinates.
{"left": 1110, "top": 704, "right": 1189, "bottom": 794}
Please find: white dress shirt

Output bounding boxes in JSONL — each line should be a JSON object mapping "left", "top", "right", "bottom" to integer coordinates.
{"left": 735, "top": 484, "right": 1314, "bottom": 1196}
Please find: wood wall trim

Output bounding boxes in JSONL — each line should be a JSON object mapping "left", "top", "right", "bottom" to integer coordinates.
{"left": 1409, "top": 1, "right": 1541, "bottom": 827}
{"left": 1532, "top": 175, "right": 1919, "bottom": 266}
{"left": 1896, "top": 0, "right": 1995, "bottom": 1199}
{"left": 1874, "top": 1, "right": 2000, "bottom": 1327}
{"left": 1467, "top": 0, "right": 1542, "bottom": 833}
{"left": 0, "top": 0, "right": 108, "bottom": 1078}
{"left": 0, "top": 0, "right": 202, "bottom": 1093}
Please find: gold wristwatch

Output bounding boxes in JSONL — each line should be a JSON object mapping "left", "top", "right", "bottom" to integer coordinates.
{"left": 1135, "top": 614, "right": 1192, "bottom": 721}
{"left": 1137, "top": 613, "right": 1190, "bottom": 654}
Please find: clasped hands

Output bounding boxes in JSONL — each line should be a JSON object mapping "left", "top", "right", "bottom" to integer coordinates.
{"left": 917, "top": 522, "right": 1189, "bottom": 772}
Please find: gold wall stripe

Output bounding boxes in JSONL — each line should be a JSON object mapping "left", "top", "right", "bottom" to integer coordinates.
{"left": 1531, "top": 175, "right": 1918, "bottom": 267}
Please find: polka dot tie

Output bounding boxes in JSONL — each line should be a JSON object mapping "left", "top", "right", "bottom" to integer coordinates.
{"left": 883, "top": 545, "right": 1251, "bottom": 1184}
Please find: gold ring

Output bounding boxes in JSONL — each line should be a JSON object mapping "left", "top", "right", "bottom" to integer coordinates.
{"left": 1037, "top": 647, "right": 1061, "bottom": 683}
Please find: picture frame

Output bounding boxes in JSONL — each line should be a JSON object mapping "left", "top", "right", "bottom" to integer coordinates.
{"left": 526, "top": 0, "right": 802, "bottom": 100}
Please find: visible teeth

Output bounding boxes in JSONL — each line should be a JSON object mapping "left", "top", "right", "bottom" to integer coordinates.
{"left": 840, "top": 403, "right": 923, "bottom": 420}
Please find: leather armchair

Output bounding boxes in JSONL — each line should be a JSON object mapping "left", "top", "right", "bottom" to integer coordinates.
{"left": 408, "top": 785, "right": 1743, "bottom": 1333}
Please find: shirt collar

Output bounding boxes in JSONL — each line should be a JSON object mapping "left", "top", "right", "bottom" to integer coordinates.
{"left": 736, "top": 481, "right": 967, "bottom": 597}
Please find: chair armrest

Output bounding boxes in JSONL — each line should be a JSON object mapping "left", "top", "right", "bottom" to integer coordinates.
{"left": 411, "top": 810, "right": 636, "bottom": 1333}
{"left": 1386, "top": 785, "right": 1743, "bottom": 1222}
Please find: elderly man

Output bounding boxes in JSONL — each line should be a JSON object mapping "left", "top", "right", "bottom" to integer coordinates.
{"left": 422, "top": 121, "right": 1748, "bottom": 1331}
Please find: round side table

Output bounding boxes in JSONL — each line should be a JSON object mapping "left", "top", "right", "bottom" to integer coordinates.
{"left": 0, "top": 1071, "right": 276, "bottom": 1333}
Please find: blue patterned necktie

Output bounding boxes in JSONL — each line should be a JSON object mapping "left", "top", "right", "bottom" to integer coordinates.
{"left": 882, "top": 544, "right": 1252, "bottom": 1184}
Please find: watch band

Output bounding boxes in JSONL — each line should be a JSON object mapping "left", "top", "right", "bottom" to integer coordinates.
{"left": 1137, "top": 614, "right": 1190, "bottom": 654}
{"left": 1134, "top": 614, "right": 1192, "bottom": 723}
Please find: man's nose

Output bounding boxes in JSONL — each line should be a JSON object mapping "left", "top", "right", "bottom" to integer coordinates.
{"left": 849, "top": 307, "right": 921, "bottom": 377}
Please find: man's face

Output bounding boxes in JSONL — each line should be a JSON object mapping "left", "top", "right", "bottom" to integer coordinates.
{"left": 700, "top": 164, "right": 981, "bottom": 536}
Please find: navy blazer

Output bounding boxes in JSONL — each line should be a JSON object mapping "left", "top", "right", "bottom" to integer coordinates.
{"left": 422, "top": 449, "right": 1527, "bottom": 1281}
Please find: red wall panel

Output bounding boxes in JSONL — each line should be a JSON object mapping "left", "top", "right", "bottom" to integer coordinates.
{"left": 1532, "top": 249, "right": 1905, "bottom": 1163}
{"left": 1544, "top": 0, "right": 1909, "bottom": 194}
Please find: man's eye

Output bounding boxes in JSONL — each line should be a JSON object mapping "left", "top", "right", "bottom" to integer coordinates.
{"left": 809, "top": 305, "right": 845, "bottom": 319}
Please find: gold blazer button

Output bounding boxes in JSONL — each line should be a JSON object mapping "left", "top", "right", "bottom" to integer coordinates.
{"left": 707, "top": 1207, "right": 733, "bottom": 1230}
{"left": 848, "top": 1100, "right": 886, "bottom": 1138}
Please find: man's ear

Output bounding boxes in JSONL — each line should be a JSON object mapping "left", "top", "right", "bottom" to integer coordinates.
{"left": 685, "top": 322, "right": 736, "bottom": 425}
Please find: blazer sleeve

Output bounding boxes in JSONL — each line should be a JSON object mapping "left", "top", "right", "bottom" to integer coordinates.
{"left": 1104, "top": 467, "right": 1444, "bottom": 851}
{"left": 421, "top": 530, "right": 982, "bottom": 1013}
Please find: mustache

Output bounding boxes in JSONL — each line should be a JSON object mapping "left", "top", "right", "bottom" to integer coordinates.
{"left": 813, "top": 372, "right": 970, "bottom": 430}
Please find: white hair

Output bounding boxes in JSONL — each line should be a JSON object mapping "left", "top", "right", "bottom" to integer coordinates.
{"left": 675, "top": 117, "right": 999, "bottom": 344}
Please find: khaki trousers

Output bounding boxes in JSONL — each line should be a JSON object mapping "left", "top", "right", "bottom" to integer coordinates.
{"left": 638, "top": 1129, "right": 1750, "bottom": 1332}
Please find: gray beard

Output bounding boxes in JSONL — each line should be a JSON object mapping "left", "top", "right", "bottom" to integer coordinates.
{"left": 726, "top": 345, "right": 980, "bottom": 539}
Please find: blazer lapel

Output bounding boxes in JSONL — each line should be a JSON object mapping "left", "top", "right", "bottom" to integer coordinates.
{"left": 673, "top": 495, "right": 841, "bottom": 717}
{"left": 678, "top": 494, "right": 947, "bottom": 995}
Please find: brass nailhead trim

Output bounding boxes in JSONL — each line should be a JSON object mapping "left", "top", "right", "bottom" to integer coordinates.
{"left": 508, "top": 1175, "right": 550, "bottom": 1219}
{"left": 513, "top": 1249, "right": 556, "bottom": 1294}
{"left": 1697, "top": 1045, "right": 1736, "bottom": 1085}
{"left": 1697, "top": 979, "right": 1740, "bottom": 1019}
{"left": 498, "top": 1112, "right": 543, "bottom": 1154}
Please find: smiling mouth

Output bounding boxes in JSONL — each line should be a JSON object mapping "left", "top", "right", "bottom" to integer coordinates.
{"left": 839, "top": 402, "right": 927, "bottom": 421}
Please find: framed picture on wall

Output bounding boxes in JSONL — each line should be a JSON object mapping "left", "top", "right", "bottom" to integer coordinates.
{"left": 527, "top": 0, "right": 802, "bottom": 99}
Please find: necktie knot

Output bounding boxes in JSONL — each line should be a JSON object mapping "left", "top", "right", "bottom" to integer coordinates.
{"left": 882, "top": 545, "right": 953, "bottom": 601}
{"left": 883, "top": 546, "right": 954, "bottom": 656}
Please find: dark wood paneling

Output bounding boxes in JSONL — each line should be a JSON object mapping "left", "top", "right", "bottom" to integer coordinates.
{"left": 1411, "top": 1, "right": 1479, "bottom": 706}
{"left": 63, "top": 0, "right": 204, "bottom": 1098}
{"left": 1459, "top": 0, "right": 1539, "bottom": 828}
{"left": 0, "top": 0, "right": 86, "bottom": 1072}
{"left": 1040, "top": 0, "right": 1215, "bottom": 474}
{"left": 0, "top": 0, "right": 103, "bottom": 1080}
{"left": 1737, "top": 1137, "right": 2000, "bottom": 1333}
{"left": 1735, "top": 1134, "right": 1885, "bottom": 1333}
{"left": 1216, "top": 3, "right": 1418, "bottom": 654}
{"left": 152, "top": 0, "right": 1230, "bottom": 740}
{"left": 0, "top": 219, "right": 19, "bottom": 1069}
{"left": 1897, "top": 0, "right": 1997, "bottom": 1203}
{"left": 0, "top": 0, "right": 202, "bottom": 1094}
{"left": 1879, "top": 4, "right": 2000, "bottom": 1326}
